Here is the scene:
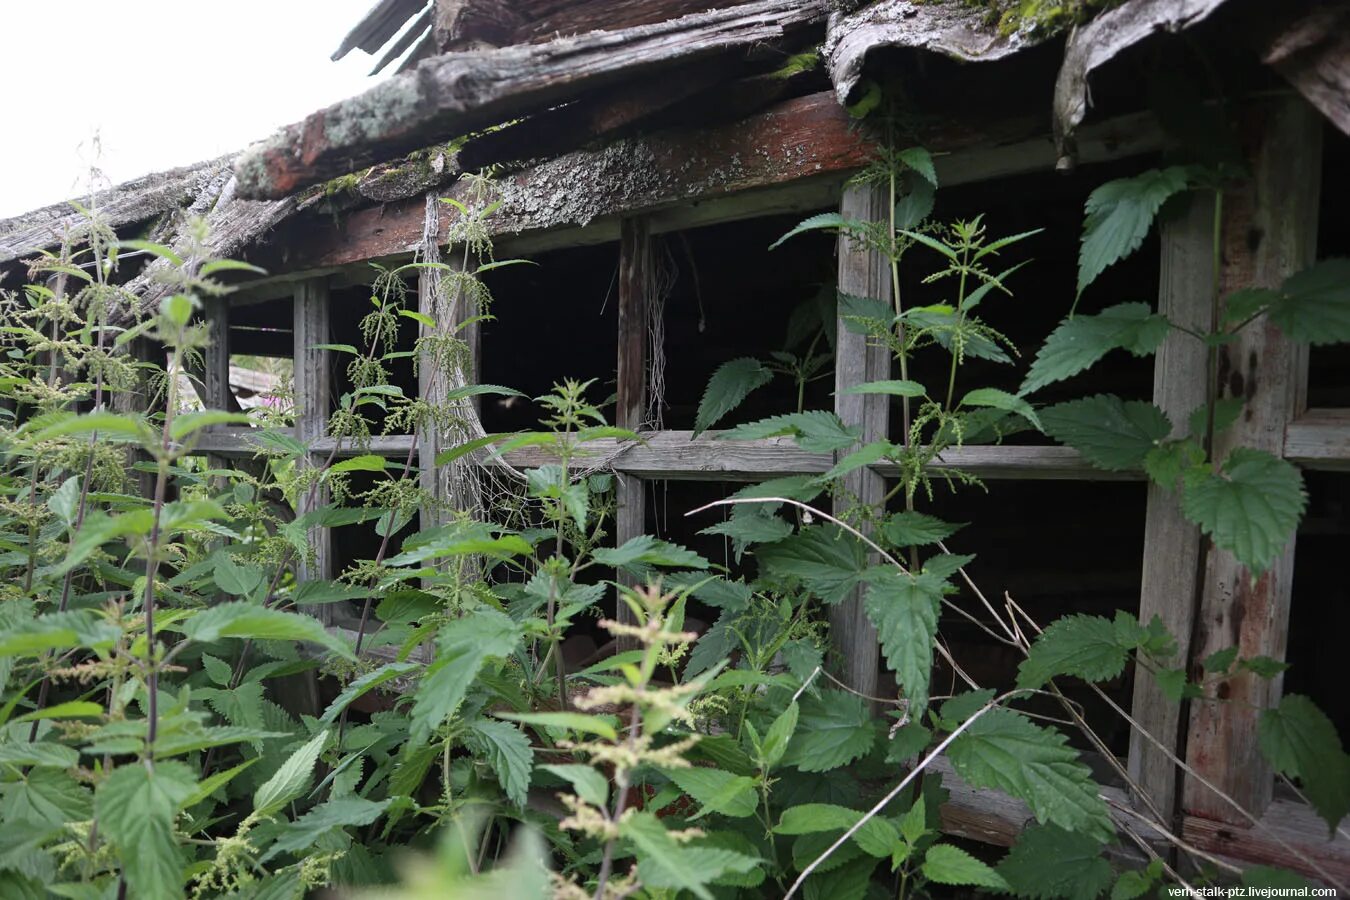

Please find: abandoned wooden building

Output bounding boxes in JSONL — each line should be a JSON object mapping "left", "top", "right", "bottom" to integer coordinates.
{"left": 3, "top": 0, "right": 1349, "bottom": 888}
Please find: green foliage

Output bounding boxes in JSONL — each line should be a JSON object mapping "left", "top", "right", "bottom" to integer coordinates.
{"left": 1023, "top": 302, "right": 1171, "bottom": 394}
{"left": 694, "top": 357, "right": 773, "bottom": 435}
{"left": 1041, "top": 394, "right": 1171, "bottom": 470}
{"left": 1077, "top": 166, "right": 1194, "bottom": 297}
{"left": 1258, "top": 694, "right": 1350, "bottom": 831}
{"left": 997, "top": 823, "right": 1114, "bottom": 900}
{"left": 1181, "top": 447, "right": 1306, "bottom": 576}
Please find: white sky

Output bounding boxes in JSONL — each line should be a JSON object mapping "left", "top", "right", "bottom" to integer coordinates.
{"left": 0, "top": 1, "right": 398, "bottom": 218}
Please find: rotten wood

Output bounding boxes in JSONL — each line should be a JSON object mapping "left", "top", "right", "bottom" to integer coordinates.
{"left": 293, "top": 277, "right": 335, "bottom": 614}
{"left": 1183, "top": 798, "right": 1350, "bottom": 886}
{"left": 1183, "top": 97, "right": 1323, "bottom": 823}
{"left": 332, "top": 0, "right": 426, "bottom": 61}
{"left": 1261, "top": 2, "right": 1350, "bottom": 138}
{"left": 235, "top": 0, "right": 830, "bottom": 199}
{"left": 615, "top": 218, "right": 650, "bottom": 643}
{"left": 830, "top": 182, "right": 889, "bottom": 701}
{"left": 1128, "top": 194, "right": 1214, "bottom": 824}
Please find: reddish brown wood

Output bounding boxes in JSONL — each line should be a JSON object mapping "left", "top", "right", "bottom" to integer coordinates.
{"left": 512, "top": 0, "right": 751, "bottom": 44}
{"left": 615, "top": 218, "right": 650, "bottom": 643}
{"left": 1183, "top": 802, "right": 1350, "bottom": 887}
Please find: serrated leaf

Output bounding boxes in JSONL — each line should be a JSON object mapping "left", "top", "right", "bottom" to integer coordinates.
{"left": 774, "top": 803, "right": 899, "bottom": 857}
{"left": 760, "top": 701, "right": 799, "bottom": 770}
{"left": 320, "top": 662, "right": 419, "bottom": 724}
{"left": 539, "top": 763, "right": 608, "bottom": 808}
{"left": 694, "top": 358, "right": 774, "bottom": 435}
{"left": 592, "top": 535, "right": 709, "bottom": 571}
{"left": 409, "top": 608, "right": 519, "bottom": 745}
{"left": 467, "top": 719, "right": 532, "bottom": 808}
{"left": 864, "top": 570, "right": 942, "bottom": 715}
{"left": 1259, "top": 259, "right": 1350, "bottom": 344}
{"left": 840, "top": 379, "right": 926, "bottom": 398}
{"left": 948, "top": 708, "right": 1113, "bottom": 842}
{"left": 0, "top": 741, "right": 79, "bottom": 768}
{"left": 253, "top": 729, "right": 328, "bottom": 818}
{"left": 261, "top": 796, "right": 391, "bottom": 863}
{"left": 879, "top": 511, "right": 964, "bottom": 547}
{"left": 1041, "top": 395, "right": 1170, "bottom": 471}
{"left": 496, "top": 711, "right": 617, "bottom": 741}
{"left": 769, "top": 212, "right": 854, "bottom": 249}
{"left": 665, "top": 766, "right": 757, "bottom": 818}
{"left": 179, "top": 602, "right": 354, "bottom": 660}
{"left": 1258, "top": 694, "right": 1350, "bottom": 832}
{"left": 1023, "top": 303, "right": 1171, "bottom": 394}
{"left": 1202, "top": 646, "right": 1239, "bottom": 673}
{"left": 782, "top": 689, "right": 876, "bottom": 772}
{"left": 0, "top": 610, "right": 121, "bottom": 658}
{"left": 756, "top": 524, "right": 865, "bottom": 604}
{"left": 1182, "top": 447, "right": 1305, "bottom": 576}
{"left": 718, "top": 411, "right": 859, "bottom": 453}
{"left": 3, "top": 768, "right": 91, "bottom": 829}
{"left": 213, "top": 554, "right": 264, "bottom": 597}
{"left": 623, "top": 811, "right": 758, "bottom": 900}
{"left": 960, "top": 387, "right": 1042, "bottom": 431}
{"left": 1017, "top": 614, "right": 1130, "bottom": 689}
{"left": 1079, "top": 167, "right": 1193, "bottom": 294}
{"left": 96, "top": 761, "right": 196, "bottom": 900}
{"left": 922, "top": 843, "right": 1010, "bottom": 889}
{"left": 997, "top": 824, "right": 1113, "bottom": 900}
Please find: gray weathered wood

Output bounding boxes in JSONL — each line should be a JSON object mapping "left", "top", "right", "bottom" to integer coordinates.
{"left": 1262, "top": 2, "right": 1350, "bottom": 139}
{"left": 1183, "top": 97, "right": 1323, "bottom": 823}
{"left": 615, "top": 218, "right": 650, "bottom": 639}
{"left": 830, "top": 183, "right": 889, "bottom": 700}
{"left": 1128, "top": 194, "right": 1214, "bottom": 823}
{"left": 1284, "top": 410, "right": 1350, "bottom": 469}
{"left": 293, "top": 278, "right": 335, "bottom": 614}
{"left": 235, "top": 0, "right": 830, "bottom": 198}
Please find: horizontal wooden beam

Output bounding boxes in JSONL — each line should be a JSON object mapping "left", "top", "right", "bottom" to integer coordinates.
{"left": 1283, "top": 409, "right": 1350, "bottom": 470}
{"left": 235, "top": 97, "right": 1164, "bottom": 296}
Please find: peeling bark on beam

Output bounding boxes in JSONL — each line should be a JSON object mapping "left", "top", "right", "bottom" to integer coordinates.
{"left": 235, "top": 0, "right": 830, "bottom": 199}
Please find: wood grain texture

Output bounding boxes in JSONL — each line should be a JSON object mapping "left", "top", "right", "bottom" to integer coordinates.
{"left": 293, "top": 278, "right": 335, "bottom": 613}
{"left": 1284, "top": 410, "right": 1350, "bottom": 469}
{"left": 1261, "top": 2, "right": 1350, "bottom": 138}
{"left": 614, "top": 219, "right": 652, "bottom": 639}
{"left": 1183, "top": 97, "right": 1323, "bottom": 823}
{"left": 1127, "top": 194, "right": 1214, "bottom": 824}
{"left": 235, "top": 0, "right": 830, "bottom": 198}
{"left": 830, "top": 183, "right": 889, "bottom": 701}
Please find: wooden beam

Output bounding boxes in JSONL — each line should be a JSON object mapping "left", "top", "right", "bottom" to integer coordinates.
{"left": 830, "top": 183, "right": 889, "bottom": 700}
{"left": 615, "top": 218, "right": 650, "bottom": 640}
{"left": 1128, "top": 194, "right": 1214, "bottom": 824}
{"left": 293, "top": 278, "right": 335, "bottom": 612}
{"left": 1183, "top": 798, "right": 1350, "bottom": 886}
{"left": 1183, "top": 98, "right": 1323, "bottom": 823}
{"left": 1284, "top": 410, "right": 1350, "bottom": 470}
{"left": 235, "top": 0, "right": 830, "bottom": 199}
{"left": 1261, "top": 2, "right": 1350, "bottom": 138}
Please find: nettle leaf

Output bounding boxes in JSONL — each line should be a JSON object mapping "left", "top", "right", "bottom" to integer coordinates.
{"left": 180, "top": 602, "right": 354, "bottom": 660}
{"left": 700, "top": 505, "right": 793, "bottom": 557}
{"left": 948, "top": 708, "right": 1113, "bottom": 842}
{"left": 1250, "top": 259, "right": 1350, "bottom": 344}
{"left": 261, "top": 796, "right": 391, "bottom": 863}
{"left": 467, "top": 718, "right": 533, "bottom": 808}
{"left": 321, "top": 661, "right": 419, "bottom": 724}
{"left": 718, "top": 411, "right": 859, "bottom": 453}
{"left": 665, "top": 766, "right": 757, "bottom": 818}
{"left": 694, "top": 358, "right": 774, "bottom": 436}
{"left": 1023, "top": 303, "right": 1171, "bottom": 394}
{"left": 1041, "top": 395, "right": 1170, "bottom": 471}
{"left": 782, "top": 689, "right": 877, "bottom": 772}
{"left": 540, "top": 763, "right": 609, "bottom": 808}
{"left": 840, "top": 379, "right": 926, "bottom": 398}
{"left": 1257, "top": 694, "right": 1350, "bottom": 832}
{"left": 254, "top": 729, "right": 329, "bottom": 818}
{"left": 96, "top": 760, "right": 196, "bottom": 900}
{"left": 997, "top": 824, "right": 1113, "bottom": 900}
{"left": 880, "top": 511, "right": 964, "bottom": 548}
{"left": 623, "top": 811, "right": 759, "bottom": 900}
{"left": 409, "top": 608, "right": 519, "bottom": 746}
{"left": 1181, "top": 447, "right": 1305, "bottom": 575}
{"left": 769, "top": 212, "right": 856, "bottom": 249}
{"left": 1017, "top": 614, "right": 1131, "bottom": 690}
{"left": 774, "top": 803, "right": 899, "bottom": 857}
{"left": 756, "top": 525, "right": 865, "bottom": 604}
{"left": 863, "top": 571, "right": 943, "bottom": 715}
{"left": 0, "top": 609, "right": 120, "bottom": 657}
{"left": 1079, "top": 166, "right": 1193, "bottom": 295}
{"left": 960, "top": 387, "right": 1042, "bottom": 432}
{"left": 922, "top": 843, "right": 1010, "bottom": 890}
{"left": 592, "top": 535, "right": 709, "bottom": 571}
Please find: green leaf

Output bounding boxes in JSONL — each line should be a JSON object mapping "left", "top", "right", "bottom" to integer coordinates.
{"left": 467, "top": 719, "right": 533, "bottom": 808}
{"left": 3, "top": 769, "right": 91, "bottom": 829}
{"left": 179, "top": 602, "right": 354, "bottom": 660}
{"left": 0, "top": 610, "right": 120, "bottom": 657}
{"left": 699, "top": 506, "right": 793, "bottom": 550}
{"left": 623, "top": 811, "right": 758, "bottom": 900}
{"left": 213, "top": 554, "right": 264, "bottom": 597}
{"left": 253, "top": 730, "right": 329, "bottom": 818}
{"left": 948, "top": 708, "right": 1113, "bottom": 842}
{"left": 1257, "top": 259, "right": 1350, "bottom": 344}
{"left": 756, "top": 525, "right": 865, "bottom": 604}
{"left": 840, "top": 379, "right": 927, "bottom": 398}
{"left": 694, "top": 358, "right": 774, "bottom": 436}
{"left": 782, "top": 689, "right": 876, "bottom": 772}
{"left": 922, "top": 843, "right": 1010, "bottom": 890}
{"left": 1041, "top": 395, "right": 1170, "bottom": 471}
{"left": 960, "top": 387, "right": 1042, "bottom": 431}
{"left": 96, "top": 760, "right": 196, "bottom": 900}
{"left": 591, "top": 535, "right": 709, "bottom": 571}
{"left": 328, "top": 454, "right": 387, "bottom": 475}
{"left": 539, "top": 763, "right": 609, "bottom": 808}
{"left": 899, "top": 146, "right": 937, "bottom": 186}
{"left": 775, "top": 803, "right": 899, "bottom": 857}
{"left": 1258, "top": 694, "right": 1350, "bottom": 832}
{"left": 1078, "top": 167, "right": 1193, "bottom": 295}
{"left": 760, "top": 701, "right": 800, "bottom": 770}
{"left": 0, "top": 741, "right": 79, "bottom": 768}
{"left": 665, "top": 766, "right": 757, "bottom": 818}
{"left": 880, "top": 511, "right": 964, "bottom": 548}
{"left": 1017, "top": 614, "right": 1131, "bottom": 690}
{"left": 864, "top": 570, "right": 943, "bottom": 715}
{"left": 261, "top": 796, "right": 391, "bottom": 863}
{"left": 997, "top": 824, "right": 1113, "bottom": 900}
{"left": 497, "top": 711, "right": 617, "bottom": 741}
{"left": 320, "top": 662, "right": 419, "bottom": 724}
{"left": 1202, "top": 646, "right": 1239, "bottom": 674}
{"left": 1023, "top": 303, "right": 1171, "bottom": 394}
{"left": 1242, "top": 865, "right": 1314, "bottom": 893}
{"left": 718, "top": 411, "right": 859, "bottom": 453}
{"left": 13, "top": 700, "right": 103, "bottom": 723}
{"left": 1181, "top": 447, "right": 1305, "bottom": 575}
{"left": 770, "top": 212, "right": 854, "bottom": 249}
{"left": 169, "top": 410, "right": 253, "bottom": 441}
{"left": 409, "top": 608, "right": 519, "bottom": 745}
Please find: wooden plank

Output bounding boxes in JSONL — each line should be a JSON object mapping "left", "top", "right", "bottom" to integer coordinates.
{"left": 615, "top": 219, "right": 650, "bottom": 640}
{"left": 236, "top": 100, "right": 1163, "bottom": 289}
{"left": 1183, "top": 798, "right": 1350, "bottom": 886}
{"left": 1183, "top": 98, "right": 1323, "bottom": 823}
{"left": 1284, "top": 410, "right": 1350, "bottom": 470}
{"left": 293, "top": 278, "right": 335, "bottom": 611}
{"left": 235, "top": 0, "right": 830, "bottom": 198}
{"left": 830, "top": 183, "right": 889, "bottom": 700}
{"left": 1261, "top": 3, "right": 1350, "bottom": 139}
{"left": 1127, "top": 194, "right": 1215, "bottom": 823}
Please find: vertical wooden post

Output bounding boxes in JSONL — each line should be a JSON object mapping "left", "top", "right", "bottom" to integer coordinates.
{"left": 112, "top": 337, "right": 159, "bottom": 501}
{"left": 616, "top": 218, "right": 650, "bottom": 636}
{"left": 832, "top": 183, "right": 890, "bottom": 698}
{"left": 1128, "top": 195, "right": 1215, "bottom": 821}
{"left": 418, "top": 261, "right": 482, "bottom": 531}
{"left": 1182, "top": 97, "right": 1322, "bottom": 823}
{"left": 293, "top": 278, "right": 334, "bottom": 614}
{"left": 201, "top": 298, "right": 233, "bottom": 486}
